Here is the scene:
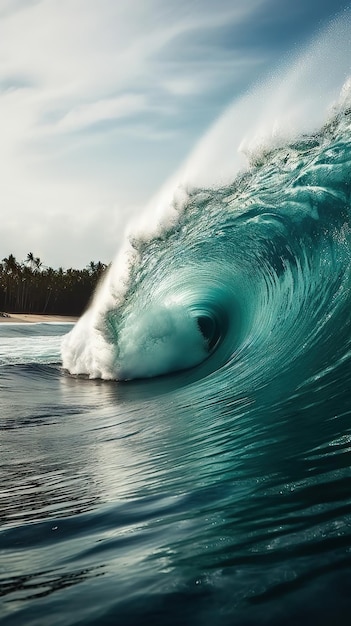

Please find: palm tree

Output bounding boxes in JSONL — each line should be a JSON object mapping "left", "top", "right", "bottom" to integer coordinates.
{"left": 88, "top": 261, "right": 97, "bottom": 274}
{"left": 0, "top": 254, "right": 109, "bottom": 315}
{"left": 25, "top": 252, "right": 35, "bottom": 271}
{"left": 95, "top": 261, "right": 107, "bottom": 275}
{"left": 2, "top": 254, "right": 19, "bottom": 275}
{"left": 1, "top": 254, "right": 21, "bottom": 310}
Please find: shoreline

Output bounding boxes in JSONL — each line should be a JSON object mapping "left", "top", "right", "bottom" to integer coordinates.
{"left": 0, "top": 313, "right": 79, "bottom": 324}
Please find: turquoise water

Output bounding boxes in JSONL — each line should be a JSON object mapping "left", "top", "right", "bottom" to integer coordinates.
{"left": 1, "top": 102, "right": 351, "bottom": 624}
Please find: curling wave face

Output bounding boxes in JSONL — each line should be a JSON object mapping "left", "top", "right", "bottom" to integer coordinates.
{"left": 61, "top": 100, "right": 351, "bottom": 388}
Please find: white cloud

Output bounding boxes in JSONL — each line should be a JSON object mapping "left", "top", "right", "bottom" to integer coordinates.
{"left": 0, "top": 0, "right": 322, "bottom": 267}
{"left": 55, "top": 94, "right": 149, "bottom": 132}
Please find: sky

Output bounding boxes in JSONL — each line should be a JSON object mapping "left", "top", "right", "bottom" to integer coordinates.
{"left": 1, "top": 0, "right": 350, "bottom": 269}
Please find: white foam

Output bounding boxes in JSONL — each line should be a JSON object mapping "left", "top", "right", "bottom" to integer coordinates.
{"left": 61, "top": 10, "right": 351, "bottom": 381}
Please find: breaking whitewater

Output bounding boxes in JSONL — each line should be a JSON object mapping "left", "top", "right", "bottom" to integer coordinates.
{"left": 2, "top": 13, "right": 351, "bottom": 626}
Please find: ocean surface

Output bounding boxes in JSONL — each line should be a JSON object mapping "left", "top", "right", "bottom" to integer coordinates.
{"left": 2, "top": 94, "right": 351, "bottom": 624}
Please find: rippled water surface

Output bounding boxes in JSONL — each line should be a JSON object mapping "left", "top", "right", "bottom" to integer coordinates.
{"left": 1, "top": 352, "right": 351, "bottom": 625}
{"left": 2, "top": 106, "right": 351, "bottom": 625}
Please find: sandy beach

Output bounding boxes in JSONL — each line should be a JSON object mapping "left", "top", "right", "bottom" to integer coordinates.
{"left": 0, "top": 313, "right": 79, "bottom": 324}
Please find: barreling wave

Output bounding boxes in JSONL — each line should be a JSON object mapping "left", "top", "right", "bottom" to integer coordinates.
{"left": 61, "top": 86, "right": 351, "bottom": 390}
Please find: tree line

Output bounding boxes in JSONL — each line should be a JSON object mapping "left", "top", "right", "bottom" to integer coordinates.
{"left": 0, "top": 252, "right": 108, "bottom": 316}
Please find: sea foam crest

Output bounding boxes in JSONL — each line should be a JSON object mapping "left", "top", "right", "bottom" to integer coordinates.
{"left": 61, "top": 13, "right": 351, "bottom": 381}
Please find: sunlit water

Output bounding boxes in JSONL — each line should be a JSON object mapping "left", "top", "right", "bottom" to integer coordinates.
{"left": 3, "top": 12, "right": 351, "bottom": 624}
{"left": 2, "top": 105, "right": 351, "bottom": 624}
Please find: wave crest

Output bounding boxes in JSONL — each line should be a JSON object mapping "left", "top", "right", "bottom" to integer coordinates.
{"left": 61, "top": 90, "right": 351, "bottom": 384}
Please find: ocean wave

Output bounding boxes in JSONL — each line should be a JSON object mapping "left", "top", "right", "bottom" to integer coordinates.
{"left": 61, "top": 92, "right": 351, "bottom": 389}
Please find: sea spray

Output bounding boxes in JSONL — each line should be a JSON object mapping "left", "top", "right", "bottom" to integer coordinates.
{"left": 62, "top": 99, "right": 351, "bottom": 383}
{"left": 5, "top": 8, "right": 351, "bottom": 626}
{"left": 61, "top": 13, "right": 351, "bottom": 382}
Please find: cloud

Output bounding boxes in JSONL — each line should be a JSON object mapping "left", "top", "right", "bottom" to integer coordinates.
{"left": 0, "top": 0, "right": 39, "bottom": 18}
{"left": 0, "top": 0, "right": 268, "bottom": 135}
{"left": 0, "top": 0, "right": 347, "bottom": 267}
{"left": 55, "top": 94, "right": 149, "bottom": 133}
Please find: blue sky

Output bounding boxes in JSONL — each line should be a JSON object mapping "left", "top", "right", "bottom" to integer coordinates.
{"left": 1, "top": 0, "right": 350, "bottom": 268}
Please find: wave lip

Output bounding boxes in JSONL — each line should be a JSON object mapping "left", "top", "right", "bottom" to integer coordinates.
{"left": 61, "top": 83, "right": 351, "bottom": 384}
